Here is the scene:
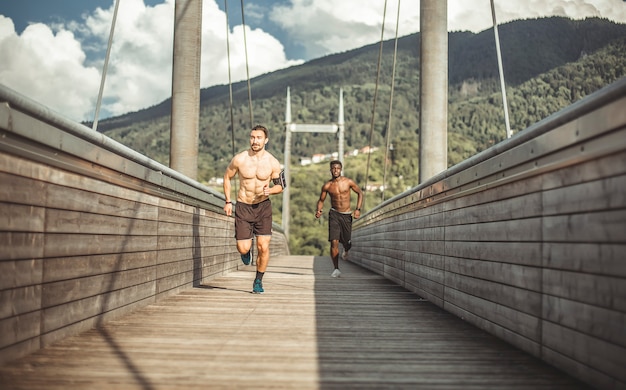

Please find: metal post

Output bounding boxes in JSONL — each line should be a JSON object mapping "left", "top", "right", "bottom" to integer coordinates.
{"left": 338, "top": 88, "right": 345, "bottom": 165}
{"left": 170, "top": 0, "right": 202, "bottom": 179}
{"left": 282, "top": 87, "right": 342, "bottom": 238}
{"left": 282, "top": 87, "right": 292, "bottom": 239}
{"left": 92, "top": 0, "right": 120, "bottom": 131}
{"left": 419, "top": 0, "right": 448, "bottom": 183}
{"left": 491, "top": 0, "right": 512, "bottom": 139}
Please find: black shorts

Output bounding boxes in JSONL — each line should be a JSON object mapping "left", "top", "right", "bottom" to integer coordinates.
{"left": 328, "top": 208, "right": 352, "bottom": 251}
{"left": 234, "top": 199, "right": 272, "bottom": 240}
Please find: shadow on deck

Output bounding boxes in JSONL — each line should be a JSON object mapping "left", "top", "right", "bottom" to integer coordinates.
{"left": 0, "top": 255, "right": 589, "bottom": 389}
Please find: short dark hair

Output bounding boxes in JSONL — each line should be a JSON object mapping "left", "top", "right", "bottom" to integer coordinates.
{"left": 252, "top": 124, "right": 268, "bottom": 138}
{"left": 330, "top": 160, "right": 342, "bottom": 167}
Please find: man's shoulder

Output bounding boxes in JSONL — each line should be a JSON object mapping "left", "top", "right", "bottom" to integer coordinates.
{"left": 266, "top": 152, "right": 281, "bottom": 167}
{"left": 338, "top": 176, "right": 354, "bottom": 184}
{"left": 341, "top": 176, "right": 358, "bottom": 184}
{"left": 234, "top": 150, "right": 250, "bottom": 158}
{"left": 230, "top": 150, "right": 248, "bottom": 165}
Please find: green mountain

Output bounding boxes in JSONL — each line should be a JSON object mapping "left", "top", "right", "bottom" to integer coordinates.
{"left": 93, "top": 16, "right": 626, "bottom": 255}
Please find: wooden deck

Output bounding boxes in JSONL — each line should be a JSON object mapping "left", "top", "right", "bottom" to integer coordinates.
{"left": 0, "top": 255, "right": 590, "bottom": 389}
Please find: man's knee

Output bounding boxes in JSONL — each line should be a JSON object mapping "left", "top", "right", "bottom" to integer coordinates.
{"left": 236, "top": 240, "right": 252, "bottom": 254}
{"left": 257, "top": 236, "right": 271, "bottom": 252}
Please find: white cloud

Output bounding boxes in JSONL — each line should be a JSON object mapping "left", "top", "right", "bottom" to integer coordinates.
{"left": 447, "top": 0, "right": 626, "bottom": 32}
{"left": 271, "top": 0, "right": 626, "bottom": 57}
{"left": 1, "top": 0, "right": 625, "bottom": 122}
{"left": 82, "top": 0, "right": 177, "bottom": 117}
{"left": 0, "top": 0, "right": 301, "bottom": 121}
{"left": 270, "top": 0, "right": 407, "bottom": 58}
{"left": 199, "top": 0, "right": 302, "bottom": 88}
{"left": 0, "top": 15, "right": 100, "bottom": 121}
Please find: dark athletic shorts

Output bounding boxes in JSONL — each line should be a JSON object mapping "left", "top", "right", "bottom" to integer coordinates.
{"left": 328, "top": 208, "right": 352, "bottom": 251}
{"left": 235, "top": 199, "right": 272, "bottom": 240}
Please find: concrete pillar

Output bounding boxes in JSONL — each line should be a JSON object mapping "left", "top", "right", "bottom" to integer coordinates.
{"left": 170, "top": 0, "right": 202, "bottom": 179}
{"left": 419, "top": 0, "right": 448, "bottom": 182}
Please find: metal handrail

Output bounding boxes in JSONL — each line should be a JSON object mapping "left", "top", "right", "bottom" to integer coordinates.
{"left": 0, "top": 83, "right": 224, "bottom": 200}
{"left": 366, "top": 76, "right": 626, "bottom": 215}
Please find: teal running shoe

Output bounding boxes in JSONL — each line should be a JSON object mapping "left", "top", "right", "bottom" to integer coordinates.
{"left": 252, "top": 279, "right": 264, "bottom": 294}
{"left": 241, "top": 250, "right": 251, "bottom": 265}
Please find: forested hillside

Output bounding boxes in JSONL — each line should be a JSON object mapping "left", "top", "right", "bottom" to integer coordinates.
{"left": 94, "top": 16, "right": 626, "bottom": 255}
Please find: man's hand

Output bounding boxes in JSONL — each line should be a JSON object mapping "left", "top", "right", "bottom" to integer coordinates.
{"left": 315, "top": 209, "right": 323, "bottom": 219}
{"left": 263, "top": 185, "right": 270, "bottom": 196}
{"left": 354, "top": 209, "right": 361, "bottom": 219}
{"left": 224, "top": 202, "right": 233, "bottom": 216}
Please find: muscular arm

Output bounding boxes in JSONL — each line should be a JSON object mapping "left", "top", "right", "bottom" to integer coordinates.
{"left": 223, "top": 158, "right": 239, "bottom": 216}
{"left": 263, "top": 157, "right": 284, "bottom": 196}
{"left": 315, "top": 184, "right": 329, "bottom": 219}
{"left": 349, "top": 179, "right": 364, "bottom": 218}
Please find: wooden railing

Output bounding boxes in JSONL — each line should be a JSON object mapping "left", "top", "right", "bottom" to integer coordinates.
{"left": 0, "top": 85, "right": 289, "bottom": 364}
{"left": 351, "top": 77, "right": 626, "bottom": 390}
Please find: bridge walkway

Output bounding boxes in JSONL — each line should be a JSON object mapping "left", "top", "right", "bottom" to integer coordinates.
{"left": 0, "top": 255, "right": 590, "bottom": 389}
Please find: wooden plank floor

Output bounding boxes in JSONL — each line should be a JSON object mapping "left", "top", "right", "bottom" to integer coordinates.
{"left": 0, "top": 255, "right": 590, "bottom": 389}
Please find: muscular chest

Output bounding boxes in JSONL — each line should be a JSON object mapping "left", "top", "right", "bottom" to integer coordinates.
{"left": 327, "top": 179, "right": 350, "bottom": 197}
{"left": 239, "top": 158, "right": 272, "bottom": 181}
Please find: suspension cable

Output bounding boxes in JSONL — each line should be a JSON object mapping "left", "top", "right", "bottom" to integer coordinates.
{"left": 363, "top": 0, "right": 389, "bottom": 209}
{"left": 382, "top": 0, "right": 401, "bottom": 202}
{"left": 240, "top": 0, "right": 254, "bottom": 128}
{"left": 92, "top": 0, "right": 120, "bottom": 131}
{"left": 224, "top": 0, "right": 236, "bottom": 157}
{"left": 490, "top": 0, "right": 512, "bottom": 138}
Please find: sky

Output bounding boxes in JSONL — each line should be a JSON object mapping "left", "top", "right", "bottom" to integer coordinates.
{"left": 1, "top": 0, "right": 625, "bottom": 122}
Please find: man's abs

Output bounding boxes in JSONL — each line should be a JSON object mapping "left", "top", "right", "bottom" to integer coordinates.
{"left": 238, "top": 184, "right": 268, "bottom": 204}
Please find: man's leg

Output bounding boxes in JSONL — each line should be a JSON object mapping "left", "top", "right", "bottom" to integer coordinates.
{"left": 256, "top": 235, "right": 271, "bottom": 273}
{"left": 252, "top": 235, "right": 271, "bottom": 293}
{"left": 330, "top": 239, "right": 340, "bottom": 269}
{"left": 236, "top": 239, "right": 252, "bottom": 255}
{"left": 236, "top": 239, "right": 253, "bottom": 265}
{"left": 251, "top": 200, "right": 273, "bottom": 293}
{"left": 330, "top": 240, "right": 342, "bottom": 277}
{"left": 328, "top": 210, "right": 342, "bottom": 277}
{"left": 340, "top": 216, "right": 352, "bottom": 261}
{"left": 234, "top": 204, "right": 254, "bottom": 265}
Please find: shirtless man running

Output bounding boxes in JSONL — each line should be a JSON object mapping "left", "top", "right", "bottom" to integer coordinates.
{"left": 315, "top": 160, "right": 363, "bottom": 277}
{"left": 223, "top": 125, "right": 284, "bottom": 293}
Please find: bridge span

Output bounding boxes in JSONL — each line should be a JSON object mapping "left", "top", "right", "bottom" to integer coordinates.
{"left": 0, "top": 78, "right": 625, "bottom": 389}
{"left": 0, "top": 255, "right": 589, "bottom": 389}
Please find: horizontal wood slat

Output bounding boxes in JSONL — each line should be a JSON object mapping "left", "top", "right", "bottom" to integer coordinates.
{"left": 0, "top": 117, "right": 289, "bottom": 366}
{"left": 0, "top": 256, "right": 589, "bottom": 389}
{"left": 351, "top": 85, "right": 626, "bottom": 389}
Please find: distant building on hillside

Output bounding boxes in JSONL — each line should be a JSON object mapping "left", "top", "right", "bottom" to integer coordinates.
{"left": 359, "top": 146, "right": 379, "bottom": 154}
{"left": 209, "top": 177, "right": 224, "bottom": 185}
{"left": 300, "top": 149, "right": 359, "bottom": 166}
{"left": 311, "top": 153, "right": 325, "bottom": 163}
{"left": 365, "top": 183, "right": 385, "bottom": 192}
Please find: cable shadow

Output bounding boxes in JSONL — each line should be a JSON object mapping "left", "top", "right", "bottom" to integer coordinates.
{"left": 195, "top": 284, "right": 252, "bottom": 294}
{"left": 90, "top": 189, "right": 156, "bottom": 390}
{"left": 311, "top": 256, "right": 591, "bottom": 389}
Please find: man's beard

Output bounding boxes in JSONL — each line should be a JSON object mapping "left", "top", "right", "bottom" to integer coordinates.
{"left": 251, "top": 143, "right": 262, "bottom": 151}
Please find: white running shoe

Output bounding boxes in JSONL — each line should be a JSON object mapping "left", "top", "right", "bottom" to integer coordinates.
{"left": 331, "top": 269, "right": 341, "bottom": 278}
